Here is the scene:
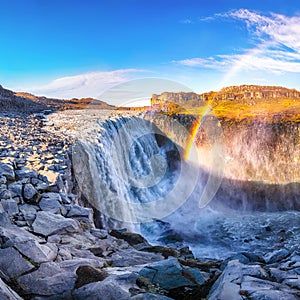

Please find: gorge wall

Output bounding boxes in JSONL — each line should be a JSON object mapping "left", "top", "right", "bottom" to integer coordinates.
{"left": 145, "top": 112, "right": 300, "bottom": 211}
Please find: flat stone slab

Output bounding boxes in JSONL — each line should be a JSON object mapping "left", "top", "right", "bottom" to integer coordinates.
{"left": 32, "top": 211, "right": 81, "bottom": 236}
{"left": 39, "top": 194, "right": 61, "bottom": 214}
{"left": 110, "top": 249, "right": 164, "bottom": 267}
{"left": 73, "top": 279, "right": 130, "bottom": 300}
{"left": 0, "top": 247, "right": 34, "bottom": 280}
{"left": 67, "top": 204, "right": 93, "bottom": 219}
{"left": 17, "top": 262, "right": 76, "bottom": 297}
{"left": 0, "top": 225, "right": 39, "bottom": 246}
{"left": 14, "top": 240, "right": 57, "bottom": 264}
{"left": 139, "top": 257, "right": 205, "bottom": 290}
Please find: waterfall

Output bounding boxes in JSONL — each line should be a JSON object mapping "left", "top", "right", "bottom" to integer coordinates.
{"left": 72, "top": 116, "right": 201, "bottom": 229}
{"left": 72, "top": 114, "right": 299, "bottom": 259}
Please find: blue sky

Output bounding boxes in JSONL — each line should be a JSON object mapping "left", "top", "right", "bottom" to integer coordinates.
{"left": 1, "top": 1, "right": 300, "bottom": 105}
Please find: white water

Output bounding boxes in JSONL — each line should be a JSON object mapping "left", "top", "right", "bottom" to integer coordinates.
{"left": 72, "top": 114, "right": 300, "bottom": 259}
{"left": 73, "top": 116, "right": 202, "bottom": 227}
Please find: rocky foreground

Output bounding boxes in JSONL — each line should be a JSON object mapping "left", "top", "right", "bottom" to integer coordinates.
{"left": 0, "top": 112, "right": 299, "bottom": 300}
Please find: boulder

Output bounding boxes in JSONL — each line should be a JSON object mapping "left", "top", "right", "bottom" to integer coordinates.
{"left": 32, "top": 211, "right": 81, "bottom": 236}
{"left": 264, "top": 248, "right": 291, "bottom": 264}
{"left": 67, "top": 204, "right": 93, "bottom": 220}
{"left": 0, "top": 225, "right": 40, "bottom": 248}
{"left": 14, "top": 240, "right": 57, "bottom": 264}
{"left": 110, "top": 230, "right": 150, "bottom": 249}
{"left": 240, "top": 275, "right": 300, "bottom": 299}
{"left": 23, "top": 183, "right": 38, "bottom": 201}
{"left": 17, "top": 262, "right": 76, "bottom": 297}
{"left": 110, "top": 249, "right": 164, "bottom": 267}
{"left": 19, "top": 203, "right": 38, "bottom": 221}
{"left": 73, "top": 279, "right": 130, "bottom": 300}
{"left": 0, "top": 188, "right": 11, "bottom": 200}
{"left": 1, "top": 199, "right": 18, "bottom": 216}
{"left": 139, "top": 257, "right": 205, "bottom": 290}
{"left": 74, "top": 265, "right": 109, "bottom": 289}
{"left": 59, "top": 258, "right": 104, "bottom": 273}
{"left": 208, "top": 260, "right": 268, "bottom": 300}
{"left": 8, "top": 182, "right": 23, "bottom": 197}
{"left": 269, "top": 267, "right": 298, "bottom": 282}
{"left": 39, "top": 194, "right": 61, "bottom": 214}
{"left": 241, "top": 275, "right": 281, "bottom": 292}
{"left": 15, "top": 167, "right": 38, "bottom": 179}
{"left": 40, "top": 192, "right": 62, "bottom": 203}
{"left": 0, "top": 247, "right": 35, "bottom": 280}
{"left": 0, "top": 163, "right": 15, "bottom": 181}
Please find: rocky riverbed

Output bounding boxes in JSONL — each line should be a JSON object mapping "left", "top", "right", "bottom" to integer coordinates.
{"left": 0, "top": 111, "right": 299, "bottom": 299}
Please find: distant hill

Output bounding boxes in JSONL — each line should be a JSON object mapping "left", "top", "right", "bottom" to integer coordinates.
{"left": 0, "top": 84, "right": 114, "bottom": 112}
{"left": 151, "top": 85, "right": 300, "bottom": 108}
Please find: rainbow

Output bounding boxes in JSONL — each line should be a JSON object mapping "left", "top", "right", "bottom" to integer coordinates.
{"left": 184, "top": 43, "right": 270, "bottom": 160}
{"left": 183, "top": 105, "right": 212, "bottom": 161}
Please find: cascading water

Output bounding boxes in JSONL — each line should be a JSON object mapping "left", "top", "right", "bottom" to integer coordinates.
{"left": 73, "top": 115, "right": 201, "bottom": 229}
{"left": 73, "top": 113, "right": 300, "bottom": 259}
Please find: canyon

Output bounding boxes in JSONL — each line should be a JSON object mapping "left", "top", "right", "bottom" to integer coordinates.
{"left": 0, "top": 84, "right": 299, "bottom": 299}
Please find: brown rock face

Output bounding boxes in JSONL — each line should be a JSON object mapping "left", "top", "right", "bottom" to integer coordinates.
{"left": 151, "top": 85, "right": 300, "bottom": 107}
{"left": 215, "top": 85, "right": 300, "bottom": 101}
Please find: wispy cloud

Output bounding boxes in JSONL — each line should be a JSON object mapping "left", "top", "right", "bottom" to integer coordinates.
{"left": 197, "top": 16, "right": 215, "bottom": 22}
{"left": 172, "top": 57, "right": 230, "bottom": 69}
{"left": 229, "top": 9, "right": 300, "bottom": 50}
{"left": 174, "top": 9, "right": 300, "bottom": 74}
{"left": 27, "top": 69, "right": 147, "bottom": 99}
{"left": 181, "top": 13, "right": 224, "bottom": 23}
{"left": 179, "top": 18, "right": 192, "bottom": 24}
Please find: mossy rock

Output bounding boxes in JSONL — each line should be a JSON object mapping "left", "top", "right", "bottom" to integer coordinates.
{"left": 136, "top": 276, "right": 163, "bottom": 294}
{"left": 179, "top": 258, "right": 220, "bottom": 272}
{"left": 75, "top": 266, "right": 109, "bottom": 289}
{"left": 141, "top": 246, "right": 179, "bottom": 259}
{"left": 110, "top": 230, "right": 149, "bottom": 247}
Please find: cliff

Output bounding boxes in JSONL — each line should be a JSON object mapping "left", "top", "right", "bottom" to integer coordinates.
{"left": 216, "top": 85, "right": 300, "bottom": 101}
{"left": 151, "top": 85, "right": 300, "bottom": 108}
{"left": 151, "top": 92, "right": 204, "bottom": 108}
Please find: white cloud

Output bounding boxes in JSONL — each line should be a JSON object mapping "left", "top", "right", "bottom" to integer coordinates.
{"left": 27, "top": 69, "right": 147, "bottom": 100}
{"left": 229, "top": 9, "right": 300, "bottom": 51}
{"left": 174, "top": 9, "right": 300, "bottom": 74}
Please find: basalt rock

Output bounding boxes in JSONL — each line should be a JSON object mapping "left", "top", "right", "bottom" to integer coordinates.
{"left": 32, "top": 211, "right": 82, "bottom": 237}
